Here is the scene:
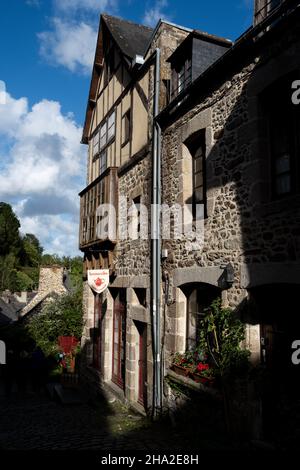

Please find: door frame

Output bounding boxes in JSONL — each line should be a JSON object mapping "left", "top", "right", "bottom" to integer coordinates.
{"left": 112, "top": 290, "right": 126, "bottom": 389}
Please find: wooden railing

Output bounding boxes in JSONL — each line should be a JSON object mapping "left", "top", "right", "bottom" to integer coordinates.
{"left": 79, "top": 168, "right": 118, "bottom": 249}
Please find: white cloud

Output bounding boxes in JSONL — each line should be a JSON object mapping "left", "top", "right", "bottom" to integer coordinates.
{"left": 18, "top": 213, "right": 80, "bottom": 257}
{"left": 38, "top": 19, "right": 97, "bottom": 75}
{"left": 54, "top": 0, "right": 115, "bottom": 13}
{"left": 143, "top": 0, "right": 171, "bottom": 27}
{"left": 37, "top": 0, "right": 118, "bottom": 75}
{"left": 0, "top": 86, "right": 85, "bottom": 256}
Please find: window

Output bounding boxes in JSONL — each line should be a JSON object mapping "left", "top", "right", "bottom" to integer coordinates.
{"left": 90, "top": 110, "right": 115, "bottom": 171}
{"left": 171, "top": 58, "right": 192, "bottom": 100}
{"left": 193, "top": 146, "right": 205, "bottom": 216}
{"left": 185, "top": 131, "right": 206, "bottom": 219}
{"left": 265, "top": 74, "right": 300, "bottom": 199}
{"left": 122, "top": 110, "right": 131, "bottom": 145}
{"left": 184, "top": 284, "right": 221, "bottom": 351}
{"left": 107, "top": 111, "right": 115, "bottom": 142}
{"left": 100, "top": 121, "right": 107, "bottom": 149}
{"left": 99, "top": 150, "right": 107, "bottom": 176}
{"left": 92, "top": 130, "right": 99, "bottom": 157}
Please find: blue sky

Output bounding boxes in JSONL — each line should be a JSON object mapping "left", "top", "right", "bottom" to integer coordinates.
{"left": 0, "top": 0, "right": 253, "bottom": 256}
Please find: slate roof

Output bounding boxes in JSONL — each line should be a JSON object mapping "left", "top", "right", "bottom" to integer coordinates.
{"left": 102, "top": 14, "right": 153, "bottom": 59}
{"left": 0, "top": 299, "right": 18, "bottom": 325}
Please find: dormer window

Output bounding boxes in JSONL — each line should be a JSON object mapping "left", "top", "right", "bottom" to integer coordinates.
{"left": 168, "top": 32, "right": 231, "bottom": 103}
{"left": 171, "top": 58, "right": 192, "bottom": 100}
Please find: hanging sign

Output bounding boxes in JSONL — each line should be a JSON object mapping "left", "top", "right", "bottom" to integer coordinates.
{"left": 88, "top": 269, "right": 109, "bottom": 294}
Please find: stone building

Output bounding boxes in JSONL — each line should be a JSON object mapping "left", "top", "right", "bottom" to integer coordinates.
{"left": 19, "top": 266, "right": 67, "bottom": 320}
{"left": 79, "top": 0, "right": 300, "bottom": 422}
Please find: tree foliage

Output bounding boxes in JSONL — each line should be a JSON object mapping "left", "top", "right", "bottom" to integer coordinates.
{"left": 0, "top": 202, "right": 21, "bottom": 256}
{"left": 26, "top": 288, "right": 83, "bottom": 357}
{"left": 0, "top": 202, "right": 82, "bottom": 293}
{"left": 20, "top": 233, "right": 43, "bottom": 267}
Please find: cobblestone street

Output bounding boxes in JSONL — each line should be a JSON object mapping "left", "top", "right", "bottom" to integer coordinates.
{"left": 0, "top": 383, "right": 228, "bottom": 452}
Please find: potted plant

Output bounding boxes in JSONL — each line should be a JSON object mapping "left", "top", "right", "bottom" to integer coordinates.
{"left": 171, "top": 347, "right": 215, "bottom": 385}
{"left": 171, "top": 351, "right": 193, "bottom": 377}
{"left": 189, "top": 362, "right": 215, "bottom": 385}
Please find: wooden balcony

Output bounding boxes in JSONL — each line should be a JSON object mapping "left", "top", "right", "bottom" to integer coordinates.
{"left": 79, "top": 168, "right": 118, "bottom": 250}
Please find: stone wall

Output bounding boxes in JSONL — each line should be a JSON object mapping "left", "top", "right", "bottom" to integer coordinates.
{"left": 161, "top": 17, "right": 300, "bottom": 365}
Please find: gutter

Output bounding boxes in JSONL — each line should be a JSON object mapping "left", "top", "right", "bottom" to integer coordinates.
{"left": 151, "top": 47, "right": 162, "bottom": 418}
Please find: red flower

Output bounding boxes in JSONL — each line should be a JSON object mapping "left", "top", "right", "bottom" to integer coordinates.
{"left": 197, "top": 362, "right": 209, "bottom": 372}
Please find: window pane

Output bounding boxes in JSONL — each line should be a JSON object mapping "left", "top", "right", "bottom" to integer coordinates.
{"left": 276, "top": 174, "right": 291, "bottom": 195}
{"left": 108, "top": 111, "right": 115, "bottom": 141}
{"left": 100, "top": 122, "right": 107, "bottom": 149}
{"left": 275, "top": 153, "right": 290, "bottom": 175}
{"left": 194, "top": 158, "right": 203, "bottom": 173}
{"left": 93, "top": 131, "right": 99, "bottom": 156}
{"left": 194, "top": 188, "right": 203, "bottom": 203}
{"left": 195, "top": 173, "right": 203, "bottom": 188}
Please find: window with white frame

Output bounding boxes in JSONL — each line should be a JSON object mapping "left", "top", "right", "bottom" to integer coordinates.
{"left": 107, "top": 111, "right": 115, "bottom": 142}
{"left": 100, "top": 121, "right": 107, "bottom": 150}
{"left": 91, "top": 110, "right": 116, "bottom": 161}
{"left": 92, "top": 130, "right": 99, "bottom": 157}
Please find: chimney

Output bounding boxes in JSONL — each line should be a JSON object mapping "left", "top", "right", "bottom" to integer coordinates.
{"left": 38, "top": 266, "right": 66, "bottom": 296}
{"left": 13, "top": 292, "right": 28, "bottom": 303}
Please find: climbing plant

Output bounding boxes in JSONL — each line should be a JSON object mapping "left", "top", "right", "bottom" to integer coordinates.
{"left": 198, "top": 298, "right": 250, "bottom": 378}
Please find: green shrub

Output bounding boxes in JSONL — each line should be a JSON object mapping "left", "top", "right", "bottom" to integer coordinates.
{"left": 26, "top": 287, "right": 84, "bottom": 357}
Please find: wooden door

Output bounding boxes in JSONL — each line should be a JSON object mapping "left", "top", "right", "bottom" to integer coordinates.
{"left": 93, "top": 293, "right": 102, "bottom": 370}
{"left": 112, "top": 290, "right": 126, "bottom": 388}
{"left": 137, "top": 322, "right": 148, "bottom": 408}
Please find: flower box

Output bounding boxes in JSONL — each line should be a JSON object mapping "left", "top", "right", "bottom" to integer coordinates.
{"left": 171, "top": 364, "right": 190, "bottom": 377}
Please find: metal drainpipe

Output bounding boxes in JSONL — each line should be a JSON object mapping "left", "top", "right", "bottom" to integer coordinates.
{"left": 151, "top": 47, "right": 162, "bottom": 418}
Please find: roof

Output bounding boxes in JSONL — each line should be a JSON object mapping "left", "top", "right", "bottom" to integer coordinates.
{"left": 19, "top": 291, "right": 61, "bottom": 319}
{"left": 0, "top": 299, "right": 18, "bottom": 325}
{"left": 167, "top": 29, "right": 232, "bottom": 63}
{"left": 82, "top": 14, "right": 153, "bottom": 144}
{"left": 193, "top": 30, "right": 233, "bottom": 46}
{"left": 102, "top": 14, "right": 153, "bottom": 59}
